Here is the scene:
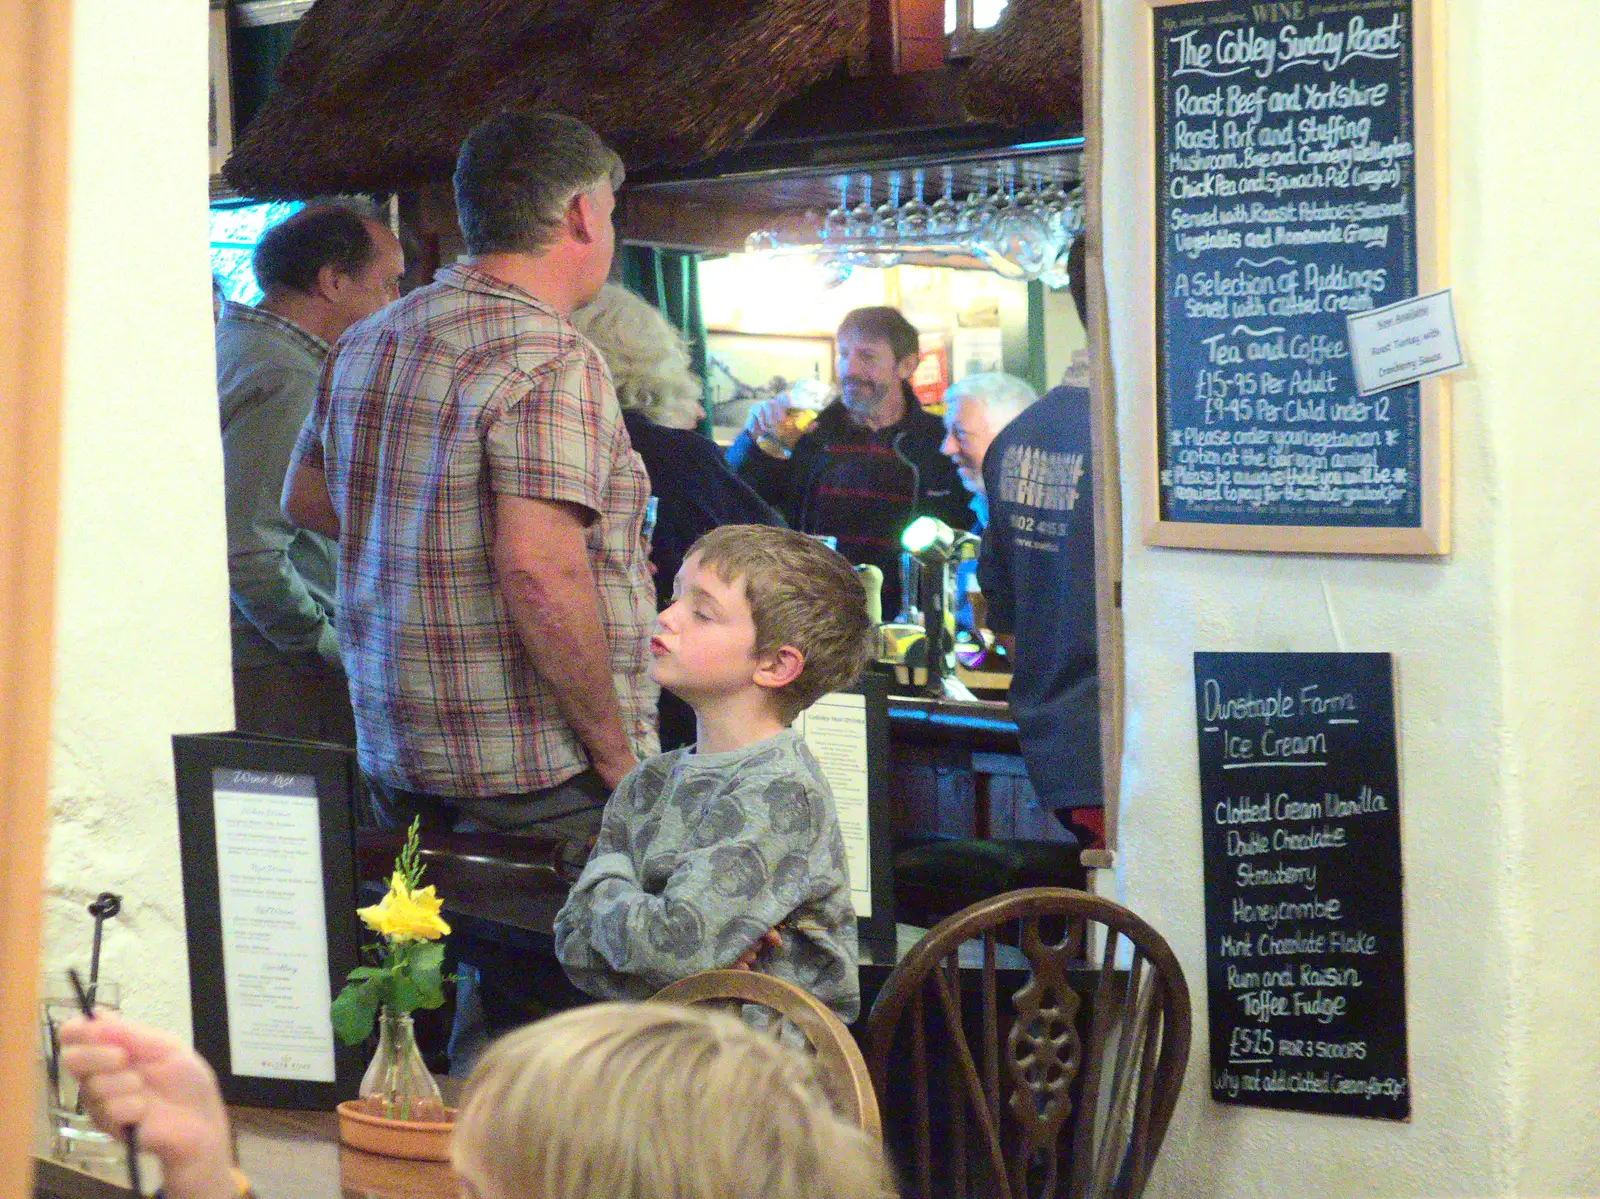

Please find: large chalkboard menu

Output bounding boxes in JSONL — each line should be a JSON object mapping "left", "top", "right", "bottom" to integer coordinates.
{"left": 1146, "top": 0, "right": 1448, "bottom": 554}
{"left": 1194, "top": 652, "right": 1410, "bottom": 1121}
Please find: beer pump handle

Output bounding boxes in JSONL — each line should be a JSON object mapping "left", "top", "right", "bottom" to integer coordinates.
{"left": 855, "top": 565, "right": 884, "bottom": 625}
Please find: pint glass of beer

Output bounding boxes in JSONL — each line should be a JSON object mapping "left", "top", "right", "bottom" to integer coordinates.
{"left": 755, "top": 377, "right": 830, "bottom": 459}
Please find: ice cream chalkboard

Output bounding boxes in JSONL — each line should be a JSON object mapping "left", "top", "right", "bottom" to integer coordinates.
{"left": 1146, "top": 0, "right": 1448, "bottom": 555}
{"left": 1194, "top": 652, "right": 1410, "bottom": 1121}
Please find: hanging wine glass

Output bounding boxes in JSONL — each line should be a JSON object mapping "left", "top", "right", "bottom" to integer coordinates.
{"left": 1013, "top": 163, "right": 1040, "bottom": 217}
{"left": 1039, "top": 243, "right": 1074, "bottom": 290}
{"left": 997, "top": 161, "right": 1020, "bottom": 216}
{"left": 1060, "top": 185, "right": 1087, "bottom": 239}
{"left": 846, "top": 175, "right": 876, "bottom": 241}
{"left": 968, "top": 163, "right": 1012, "bottom": 259}
{"left": 898, "top": 168, "right": 931, "bottom": 243}
{"left": 822, "top": 177, "right": 851, "bottom": 244}
{"left": 816, "top": 256, "right": 854, "bottom": 288}
{"left": 984, "top": 164, "right": 1051, "bottom": 279}
{"left": 1035, "top": 172, "right": 1070, "bottom": 241}
{"left": 1039, "top": 175, "right": 1082, "bottom": 290}
{"left": 873, "top": 173, "right": 901, "bottom": 242}
{"left": 927, "top": 165, "right": 960, "bottom": 241}
{"left": 1025, "top": 167, "right": 1069, "bottom": 273}
{"left": 956, "top": 165, "right": 991, "bottom": 237}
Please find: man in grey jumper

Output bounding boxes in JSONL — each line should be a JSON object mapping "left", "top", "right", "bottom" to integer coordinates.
{"left": 217, "top": 204, "right": 403, "bottom": 741}
{"left": 555, "top": 526, "right": 875, "bottom": 1021}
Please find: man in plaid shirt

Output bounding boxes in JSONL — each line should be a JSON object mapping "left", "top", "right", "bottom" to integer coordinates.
{"left": 284, "top": 111, "right": 656, "bottom": 836}
{"left": 285, "top": 111, "right": 658, "bottom": 1066}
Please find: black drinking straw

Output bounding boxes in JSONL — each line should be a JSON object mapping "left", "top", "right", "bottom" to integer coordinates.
{"left": 86, "top": 893, "right": 122, "bottom": 1007}
{"left": 66, "top": 968, "right": 143, "bottom": 1196}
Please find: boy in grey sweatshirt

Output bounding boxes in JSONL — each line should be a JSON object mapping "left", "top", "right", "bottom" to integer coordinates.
{"left": 554, "top": 526, "right": 875, "bottom": 1021}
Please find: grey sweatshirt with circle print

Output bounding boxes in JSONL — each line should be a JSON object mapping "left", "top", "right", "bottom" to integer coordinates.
{"left": 553, "top": 728, "right": 860, "bottom": 1022}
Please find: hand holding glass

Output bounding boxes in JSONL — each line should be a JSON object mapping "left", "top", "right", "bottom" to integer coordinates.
{"left": 751, "top": 378, "right": 830, "bottom": 459}
{"left": 41, "top": 981, "right": 123, "bottom": 1162}
{"left": 56, "top": 1012, "right": 239, "bottom": 1199}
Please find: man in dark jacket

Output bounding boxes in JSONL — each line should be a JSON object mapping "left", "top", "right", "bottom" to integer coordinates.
{"left": 726, "top": 306, "right": 972, "bottom": 617}
{"left": 976, "top": 237, "right": 1101, "bottom": 819}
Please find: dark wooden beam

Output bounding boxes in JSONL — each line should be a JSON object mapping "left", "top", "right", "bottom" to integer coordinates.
{"left": 618, "top": 192, "right": 776, "bottom": 254}
{"left": 627, "top": 69, "right": 1072, "bottom": 192}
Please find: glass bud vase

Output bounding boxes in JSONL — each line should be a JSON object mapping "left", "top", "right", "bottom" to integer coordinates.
{"left": 359, "top": 1009, "right": 447, "bottom": 1122}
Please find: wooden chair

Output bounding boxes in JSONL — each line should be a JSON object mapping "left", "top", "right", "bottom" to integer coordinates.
{"left": 864, "top": 888, "right": 1191, "bottom": 1199}
{"left": 652, "top": 970, "right": 881, "bottom": 1138}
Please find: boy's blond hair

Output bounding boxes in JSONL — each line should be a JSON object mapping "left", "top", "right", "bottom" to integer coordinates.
{"left": 686, "top": 525, "right": 874, "bottom": 722}
{"left": 454, "top": 1002, "right": 894, "bottom": 1199}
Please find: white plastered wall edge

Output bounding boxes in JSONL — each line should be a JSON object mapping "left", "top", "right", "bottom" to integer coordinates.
{"left": 40, "top": 0, "right": 235, "bottom": 1040}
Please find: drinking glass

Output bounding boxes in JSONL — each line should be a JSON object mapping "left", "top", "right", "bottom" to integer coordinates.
{"left": 955, "top": 166, "right": 991, "bottom": 238}
{"left": 816, "top": 256, "right": 854, "bottom": 288}
{"left": 985, "top": 164, "right": 1055, "bottom": 278}
{"left": 898, "top": 168, "right": 931, "bottom": 242}
{"left": 966, "top": 166, "right": 1010, "bottom": 257}
{"left": 40, "top": 981, "right": 123, "bottom": 1163}
{"left": 994, "top": 162, "right": 1019, "bottom": 218}
{"left": 754, "top": 376, "right": 830, "bottom": 459}
{"left": 1060, "top": 185, "right": 1087, "bottom": 238}
{"left": 873, "top": 173, "right": 902, "bottom": 242}
{"left": 1039, "top": 242, "right": 1075, "bottom": 290}
{"left": 1012, "top": 164, "right": 1040, "bottom": 217}
{"left": 927, "top": 166, "right": 960, "bottom": 240}
{"left": 1034, "top": 174, "right": 1070, "bottom": 241}
{"left": 743, "top": 229, "right": 779, "bottom": 254}
{"left": 846, "top": 176, "right": 876, "bottom": 241}
{"left": 821, "top": 178, "right": 851, "bottom": 244}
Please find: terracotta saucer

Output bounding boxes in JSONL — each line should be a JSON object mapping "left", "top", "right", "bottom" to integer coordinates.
{"left": 336, "top": 1100, "right": 457, "bottom": 1162}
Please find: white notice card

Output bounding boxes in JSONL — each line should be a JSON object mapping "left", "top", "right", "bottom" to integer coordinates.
{"left": 211, "top": 769, "right": 337, "bottom": 1083}
{"left": 794, "top": 693, "right": 872, "bottom": 918}
{"left": 1346, "top": 289, "right": 1464, "bottom": 396}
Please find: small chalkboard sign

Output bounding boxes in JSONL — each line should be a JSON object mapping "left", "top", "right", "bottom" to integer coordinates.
{"left": 1142, "top": 0, "right": 1449, "bottom": 555}
{"left": 1194, "top": 652, "right": 1410, "bottom": 1121}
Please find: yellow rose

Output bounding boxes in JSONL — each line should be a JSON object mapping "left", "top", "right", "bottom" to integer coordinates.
{"left": 358, "top": 871, "right": 451, "bottom": 943}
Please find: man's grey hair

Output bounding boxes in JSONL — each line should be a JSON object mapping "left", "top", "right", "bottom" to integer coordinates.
{"left": 944, "top": 372, "right": 1039, "bottom": 429}
{"left": 453, "top": 110, "right": 625, "bottom": 255}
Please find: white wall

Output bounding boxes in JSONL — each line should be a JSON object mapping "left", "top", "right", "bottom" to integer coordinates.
{"left": 1100, "top": 2, "right": 1600, "bottom": 1195}
{"left": 1107, "top": 4, "right": 1600, "bottom": 1190}
{"left": 39, "top": 1, "right": 233, "bottom": 1038}
{"left": 1470, "top": 6, "right": 1600, "bottom": 1193}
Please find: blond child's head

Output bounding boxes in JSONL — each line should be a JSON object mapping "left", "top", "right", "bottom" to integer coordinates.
{"left": 453, "top": 1002, "right": 894, "bottom": 1199}
{"left": 667, "top": 525, "right": 873, "bottom": 724}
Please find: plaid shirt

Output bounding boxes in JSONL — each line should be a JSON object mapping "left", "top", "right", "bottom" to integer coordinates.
{"left": 296, "top": 264, "right": 658, "bottom": 797}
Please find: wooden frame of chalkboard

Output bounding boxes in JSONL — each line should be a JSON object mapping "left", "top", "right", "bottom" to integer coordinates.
{"left": 1140, "top": 0, "right": 1450, "bottom": 555}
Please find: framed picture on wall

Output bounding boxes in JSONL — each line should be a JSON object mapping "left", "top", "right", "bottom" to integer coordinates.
{"left": 704, "top": 330, "right": 835, "bottom": 427}
{"left": 209, "top": 2, "right": 234, "bottom": 179}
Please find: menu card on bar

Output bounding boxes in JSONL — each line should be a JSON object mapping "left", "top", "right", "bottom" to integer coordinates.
{"left": 211, "top": 769, "right": 337, "bottom": 1083}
